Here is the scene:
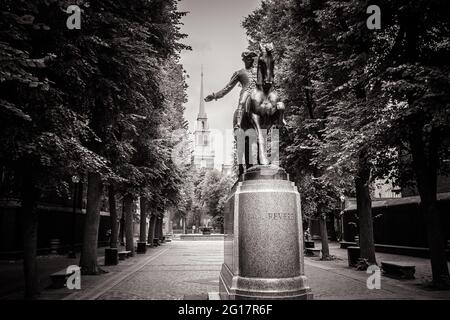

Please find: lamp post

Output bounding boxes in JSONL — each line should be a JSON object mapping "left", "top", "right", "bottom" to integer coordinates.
{"left": 339, "top": 195, "right": 345, "bottom": 242}
{"left": 68, "top": 175, "right": 80, "bottom": 258}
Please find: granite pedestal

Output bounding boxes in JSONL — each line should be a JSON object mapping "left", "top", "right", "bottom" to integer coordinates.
{"left": 219, "top": 165, "right": 312, "bottom": 300}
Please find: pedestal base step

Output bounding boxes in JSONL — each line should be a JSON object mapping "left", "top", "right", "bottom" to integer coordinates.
{"left": 219, "top": 264, "right": 313, "bottom": 300}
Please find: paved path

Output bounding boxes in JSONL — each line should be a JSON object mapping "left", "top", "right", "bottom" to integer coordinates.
{"left": 95, "top": 241, "right": 222, "bottom": 300}
{"left": 304, "top": 244, "right": 450, "bottom": 300}
{"left": 40, "top": 241, "right": 223, "bottom": 300}
{"left": 35, "top": 240, "right": 450, "bottom": 300}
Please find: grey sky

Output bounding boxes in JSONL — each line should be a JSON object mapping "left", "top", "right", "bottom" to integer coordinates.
{"left": 179, "top": 0, "right": 261, "bottom": 168}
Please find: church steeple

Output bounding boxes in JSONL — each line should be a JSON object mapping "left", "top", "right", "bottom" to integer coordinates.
{"left": 197, "top": 65, "right": 207, "bottom": 120}
{"left": 193, "top": 65, "right": 214, "bottom": 169}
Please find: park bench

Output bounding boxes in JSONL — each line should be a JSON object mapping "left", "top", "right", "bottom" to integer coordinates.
{"left": 381, "top": 261, "right": 416, "bottom": 279}
{"left": 304, "top": 240, "right": 315, "bottom": 249}
{"left": 118, "top": 250, "right": 131, "bottom": 260}
{"left": 305, "top": 248, "right": 321, "bottom": 257}
{"left": 347, "top": 246, "right": 360, "bottom": 267}
{"left": 50, "top": 268, "right": 75, "bottom": 289}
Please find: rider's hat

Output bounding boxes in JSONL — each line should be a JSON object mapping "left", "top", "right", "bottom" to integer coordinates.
{"left": 241, "top": 50, "right": 257, "bottom": 59}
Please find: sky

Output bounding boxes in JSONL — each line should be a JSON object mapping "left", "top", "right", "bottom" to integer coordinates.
{"left": 178, "top": 0, "right": 261, "bottom": 169}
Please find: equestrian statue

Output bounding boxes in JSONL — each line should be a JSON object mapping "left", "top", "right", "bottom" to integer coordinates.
{"left": 205, "top": 43, "right": 286, "bottom": 176}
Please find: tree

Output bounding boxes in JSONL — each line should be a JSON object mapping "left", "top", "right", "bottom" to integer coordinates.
{"left": 242, "top": 0, "right": 349, "bottom": 260}
{"left": 0, "top": 0, "right": 109, "bottom": 296}
{"left": 244, "top": 0, "right": 450, "bottom": 281}
{"left": 69, "top": 0, "right": 189, "bottom": 273}
{"left": 139, "top": 197, "right": 148, "bottom": 245}
{"left": 198, "top": 169, "right": 234, "bottom": 231}
{"left": 0, "top": 0, "right": 190, "bottom": 294}
{"left": 122, "top": 193, "right": 135, "bottom": 255}
{"left": 316, "top": 0, "right": 450, "bottom": 281}
{"left": 365, "top": 0, "right": 450, "bottom": 286}
{"left": 183, "top": 167, "right": 234, "bottom": 232}
{"left": 107, "top": 185, "right": 119, "bottom": 248}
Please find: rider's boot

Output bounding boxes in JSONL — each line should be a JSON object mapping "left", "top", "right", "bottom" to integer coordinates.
{"left": 234, "top": 105, "right": 244, "bottom": 130}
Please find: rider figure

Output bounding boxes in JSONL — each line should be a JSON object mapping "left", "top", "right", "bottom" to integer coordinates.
{"left": 204, "top": 50, "right": 258, "bottom": 129}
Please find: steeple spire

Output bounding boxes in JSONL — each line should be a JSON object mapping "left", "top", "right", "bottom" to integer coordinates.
{"left": 193, "top": 65, "right": 214, "bottom": 169}
{"left": 198, "top": 65, "right": 206, "bottom": 119}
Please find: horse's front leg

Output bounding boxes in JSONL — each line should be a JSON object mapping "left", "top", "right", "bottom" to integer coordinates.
{"left": 250, "top": 113, "right": 269, "bottom": 165}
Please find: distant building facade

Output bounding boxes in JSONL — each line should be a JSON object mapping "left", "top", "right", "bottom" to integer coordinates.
{"left": 340, "top": 172, "right": 450, "bottom": 257}
{"left": 372, "top": 178, "right": 402, "bottom": 199}
{"left": 221, "top": 164, "right": 233, "bottom": 176}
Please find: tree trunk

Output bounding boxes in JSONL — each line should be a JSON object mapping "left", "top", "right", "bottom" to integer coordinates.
{"left": 195, "top": 215, "right": 200, "bottom": 232}
{"left": 108, "top": 185, "right": 118, "bottom": 249}
{"left": 80, "top": 172, "right": 103, "bottom": 275}
{"left": 319, "top": 216, "right": 330, "bottom": 259}
{"left": 159, "top": 215, "right": 164, "bottom": 240}
{"left": 139, "top": 198, "right": 147, "bottom": 243}
{"left": 355, "top": 151, "right": 377, "bottom": 265}
{"left": 20, "top": 168, "right": 39, "bottom": 299}
{"left": 123, "top": 194, "right": 135, "bottom": 255}
{"left": 147, "top": 214, "right": 156, "bottom": 245}
{"left": 307, "top": 218, "right": 312, "bottom": 234}
{"left": 119, "top": 205, "right": 125, "bottom": 246}
{"left": 155, "top": 216, "right": 161, "bottom": 241}
{"left": 410, "top": 128, "right": 450, "bottom": 286}
{"left": 423, "top": 200, "right": 450, "bottom": 286}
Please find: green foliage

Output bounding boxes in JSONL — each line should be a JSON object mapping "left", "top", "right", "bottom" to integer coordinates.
{"left": 198, "top": 169, "right": 234, "bottom": 218}
{"left": 243, "top": 0, "right": 450, "bottom": 210}
{"left": 355, "top": 258, "right": 371, "bottom": 271}
{"left": 0, "top": 0, "right": 191, "bottom": 218}
{"left": 187, "top": 168, "right": 234, "bottom": 229}
{"left": 242, "top": 0, "right": 351, "bottom": 220}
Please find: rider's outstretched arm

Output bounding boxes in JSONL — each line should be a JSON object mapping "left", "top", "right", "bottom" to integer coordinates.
{"left": 205, "top": 71, "right": 239, "bottom": 101}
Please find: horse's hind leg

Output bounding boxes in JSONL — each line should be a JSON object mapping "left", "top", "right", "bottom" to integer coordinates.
{"left": 244, "top": 135, "right": 251, "bottom": 172}
{"left": 235, "top": 92, "right": 250, "bottom": 130}
{"left": 238, "top": 164, "right": 244, "bottom": 176}
{"left": 250, "top": 113, "right": 269, "bottom": 165}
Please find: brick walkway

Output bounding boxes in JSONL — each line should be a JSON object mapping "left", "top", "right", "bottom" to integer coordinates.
{"left": 40, "top": 241, "right": 222, "bottom": 300}
{"left": 305, "top": 242, "right": 450, "bottom": 299}
{"left": 2, "top": 240, "right": 450, "bottom": 300}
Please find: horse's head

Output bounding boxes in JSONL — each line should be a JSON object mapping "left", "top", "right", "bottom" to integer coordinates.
{"left": 256, "top": 43, "right": 275, "bottom": 92}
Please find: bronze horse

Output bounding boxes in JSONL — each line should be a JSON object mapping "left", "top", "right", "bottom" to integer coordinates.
{"left": 234, "top": 43, "right": 286, "bottom": 176}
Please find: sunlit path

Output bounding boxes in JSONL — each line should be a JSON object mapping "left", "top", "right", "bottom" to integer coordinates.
{"left": 95, "top": 241, "right": 223, "bottom": 300}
